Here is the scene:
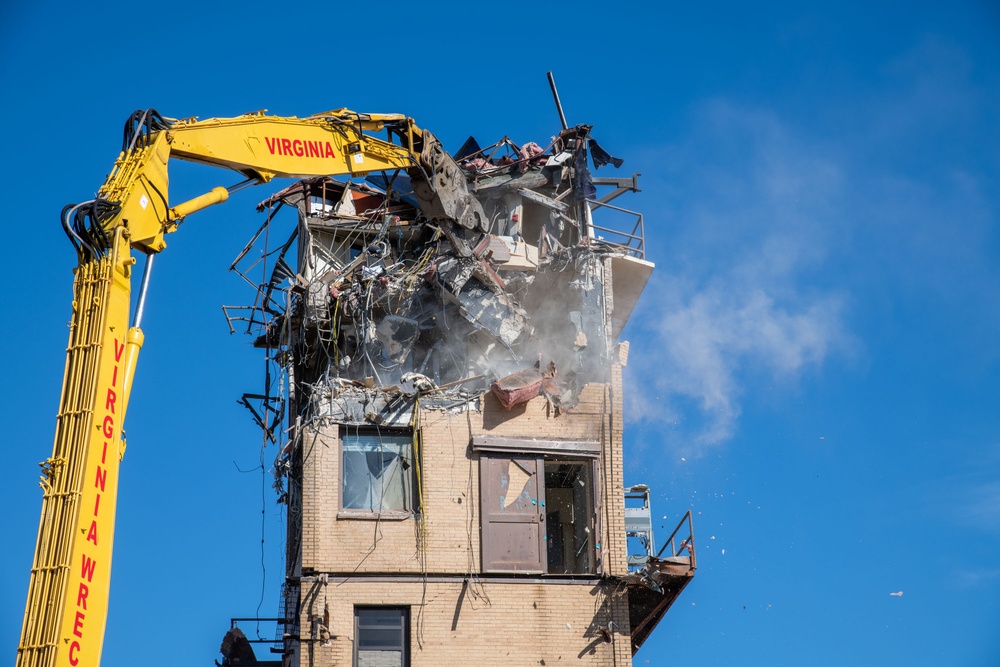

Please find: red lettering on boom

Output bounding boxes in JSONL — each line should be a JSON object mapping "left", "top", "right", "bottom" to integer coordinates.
{"left": 77, "top": 582, "right": 89, "bottom": 610}
{"left": 262, "top": 137, "right": 335, "bottom": 158}
{"left": 81, "top": 553, "right": 96, "bottom": 582}
{"left": 68, "top": 340, "right": 121, "bottom": 667}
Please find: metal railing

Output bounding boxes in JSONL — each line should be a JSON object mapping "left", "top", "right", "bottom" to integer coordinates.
{"left": 585, "top": 199, "right": 645, "bottom": 260}
{"left": 656, "top": 510, "right": 696, "bottom": 570}
{"left": 229, "top": 616, "right": 292, "bottom": 656}
{"left": 229, "top": 617, "right": 287, "bottom": 644}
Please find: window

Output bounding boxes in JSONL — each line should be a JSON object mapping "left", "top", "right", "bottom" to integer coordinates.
{"left": 544, "top": 460, "right": 595, "bottom": 574}
{"left": 354, "top": 607, "right": 408, "bottom": 667}
{"left": 474, "top": 435, "right": 600, "bottom": 575}
{"left": 341, "top": 428, "right": 416, "bottom": 514}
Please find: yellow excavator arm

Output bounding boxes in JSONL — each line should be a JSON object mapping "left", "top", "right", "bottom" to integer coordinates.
{"left": 97, "top": 109, "right": 431, "bottom": 254}
{"left": 17, "top": 108, "right": 483, "bottom": 667}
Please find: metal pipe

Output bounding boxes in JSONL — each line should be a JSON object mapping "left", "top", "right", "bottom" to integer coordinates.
{"left": 547, "top": 71, "right": 569, "bottom": 130}
{"left": 132, "top": 253, "right": 155, "bottom": 329}
{"left": 588, "top": 225, "right": 644, "bottom": 242}
{"left": 227, "top": 177, "right": 257, "bottom": 194}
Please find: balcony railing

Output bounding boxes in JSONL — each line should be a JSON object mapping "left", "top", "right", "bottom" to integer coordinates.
{"left": 657, "top": 510, "right": 697, "bottom": 571}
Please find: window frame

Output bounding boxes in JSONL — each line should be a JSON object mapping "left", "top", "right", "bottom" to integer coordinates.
{"left": 475, "top": 436, "right": 603, "bottom": 576}
{"left": 353, "top": 606, "right": 409, "bottom": 667}
{"left": 338, "top": 426, "right": 419, "bottom": 520}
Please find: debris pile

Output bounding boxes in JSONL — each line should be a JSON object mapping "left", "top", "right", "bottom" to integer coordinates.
{"left": 229, "top": 122, "right": 645, "bottom": 431}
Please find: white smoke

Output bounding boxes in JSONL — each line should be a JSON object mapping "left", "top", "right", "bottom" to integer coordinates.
{"left": 623, "top": 100, "right": 854, "bottom": 449}
{"left": 627, "top": 271, "right": 847, "bottom": 447}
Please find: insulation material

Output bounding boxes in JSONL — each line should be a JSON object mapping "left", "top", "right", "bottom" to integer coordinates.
{"left": 490, "top": 368, "right": 543, "bottom": 410}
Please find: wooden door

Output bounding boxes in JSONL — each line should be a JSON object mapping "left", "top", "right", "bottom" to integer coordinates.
{"left": 480, "top": 454, "right": 546, "bottom": 573}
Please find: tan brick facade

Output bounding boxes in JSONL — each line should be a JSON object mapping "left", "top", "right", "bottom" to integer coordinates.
{"left": 295, "top": 370, "right": 634, "bottom": 666}
{"left": 297, "top": 579, "right": 632, "bottom": 667}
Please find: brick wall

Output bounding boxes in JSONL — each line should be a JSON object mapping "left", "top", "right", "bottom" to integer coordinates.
{"left": 300, "top": 383, "right": 626, "bottom": 578}
{"left": 296, "top": 578, "right": 632, "bottom": 667}
{"left": 296, "top": 373, "right": 633, "bottom": 666}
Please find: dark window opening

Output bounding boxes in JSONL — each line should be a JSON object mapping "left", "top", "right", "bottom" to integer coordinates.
{"left": 545, "top": 461, "right": 595, "bottom": 574}
{"left": 354, "top": 607, "right": 408, "bottom": 667}
{"left": 341, "top": 428, "right": 416, "bottom": 513}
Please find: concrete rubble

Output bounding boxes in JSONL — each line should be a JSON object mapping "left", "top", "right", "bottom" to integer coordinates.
{"left": 236, "top": 122, "right": 651, "bottom": 430}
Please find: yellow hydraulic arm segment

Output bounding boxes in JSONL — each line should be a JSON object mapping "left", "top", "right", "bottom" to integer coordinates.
{"left": 18, "top": 108, "right": 484, "bottom": 667}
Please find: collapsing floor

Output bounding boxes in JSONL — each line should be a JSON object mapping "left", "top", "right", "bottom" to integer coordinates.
{"left": 223, "top": 114, "right": 693, "bottom": 666}
{"left": 245, "top": 125, "right": 644, "bottom": 405}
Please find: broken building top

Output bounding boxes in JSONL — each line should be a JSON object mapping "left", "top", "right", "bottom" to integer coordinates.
{"left": 224, "top": 115, "right": 691, "bottom": 667}
{"left": 244, "top": 123, "right": 652, "bottom": 413}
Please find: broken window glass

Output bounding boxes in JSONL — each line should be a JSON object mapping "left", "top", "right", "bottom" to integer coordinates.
{"left": 342, "top": 429, "right": 416, "bottom": 513}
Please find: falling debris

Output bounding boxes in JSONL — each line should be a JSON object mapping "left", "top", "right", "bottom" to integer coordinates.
{"left": 491, "top": 367, "right": 544, "bottom": 409}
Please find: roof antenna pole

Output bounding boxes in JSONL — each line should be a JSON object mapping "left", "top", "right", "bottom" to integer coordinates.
{"left": 547, "top": 72, "right": 594, "bottom": 240}
{"left": 547, "top": 71, "right": 569, "bottom": 130}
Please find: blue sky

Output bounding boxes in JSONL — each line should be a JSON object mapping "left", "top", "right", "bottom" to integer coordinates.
{"left": 2, "top": 1, "right": 998, "bottom": 665}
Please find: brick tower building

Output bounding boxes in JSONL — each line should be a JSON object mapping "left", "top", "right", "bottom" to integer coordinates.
{"left": 225, "top": 121, "right": 695, "bottom": 666}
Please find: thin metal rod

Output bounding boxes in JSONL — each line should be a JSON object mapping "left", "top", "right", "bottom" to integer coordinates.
{"left": 227, "top": 177, "right": 257, "bottom": 194}
{"left": 132, "top": 253, "right": 155, "bottom": 328}
{"left": 656, "top": 509, "right": 694, "bottom": 560}
{"left": 547, "top": 71, "right": 569, "bottom": 130}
